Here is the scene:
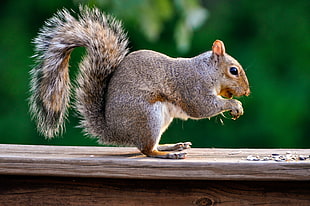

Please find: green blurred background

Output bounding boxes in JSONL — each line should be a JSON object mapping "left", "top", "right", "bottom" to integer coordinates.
{"left": 0, "top": 0, "right": 309, "bottom": 148}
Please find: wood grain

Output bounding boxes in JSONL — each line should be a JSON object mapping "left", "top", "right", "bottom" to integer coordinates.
{"left": 1, "top": 144, "right": 310, "bottom": 205}
{"left": 0, "top": 144, "right": 309, "bottom": 180}
{"left": 1, "top": 176, "right": 310, "bottom": 206}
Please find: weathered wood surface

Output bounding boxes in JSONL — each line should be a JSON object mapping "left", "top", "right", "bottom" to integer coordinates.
{"left": 1, "top": 176, "right": 310, "bottom": 206}
{"left": 1, "top": 144, "right": 310, "bottom": 205}
{"left": 0, "top": 144, "right": 309, "bottom": 180}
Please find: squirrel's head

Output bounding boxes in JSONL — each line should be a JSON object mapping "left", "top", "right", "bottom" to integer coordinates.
{"left": 211, "top": 40, "right": 250, "bottom": 98}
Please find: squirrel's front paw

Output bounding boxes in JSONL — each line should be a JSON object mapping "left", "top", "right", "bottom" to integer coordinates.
{"left": 229, "top": 99, "right": 244, "bottom": 120}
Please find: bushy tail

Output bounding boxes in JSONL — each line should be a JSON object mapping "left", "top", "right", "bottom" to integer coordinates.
{"left": 30, "top": 6, "right": 129, "bottom": 138}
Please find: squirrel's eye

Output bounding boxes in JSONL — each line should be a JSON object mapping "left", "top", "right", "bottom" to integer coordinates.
{"left": 229, "top": 67, "right": 238, "bottom": 76}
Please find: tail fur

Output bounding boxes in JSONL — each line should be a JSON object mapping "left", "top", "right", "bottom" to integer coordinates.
{"left": 29, "top": 6, "right": 129, "bottom": 138}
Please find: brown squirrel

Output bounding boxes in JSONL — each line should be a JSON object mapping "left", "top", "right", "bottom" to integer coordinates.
{"left": 29, "top": 6, "right": 250, "bottom": 159}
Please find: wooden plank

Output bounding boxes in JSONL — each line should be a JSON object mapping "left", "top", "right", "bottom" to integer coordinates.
{"left": 0, "top": 144, "right": 309, "bottom": 180}
{"left": 1, "top": 175, "right": 310, "bottom": 206}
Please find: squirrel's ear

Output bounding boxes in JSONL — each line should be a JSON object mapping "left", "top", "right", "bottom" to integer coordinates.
{"left": 212, "top": 40, "right": 226, "bottom": 56}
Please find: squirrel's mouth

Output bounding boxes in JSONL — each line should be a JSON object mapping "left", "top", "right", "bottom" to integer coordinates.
{"left": 219, "top": 87, "right": 250, "bottom": 99}
{"left": 219, "top": 89, "right": 234, "bottom": 99}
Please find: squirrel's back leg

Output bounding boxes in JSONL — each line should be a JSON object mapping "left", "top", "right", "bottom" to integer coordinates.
{"left": 105, "top": 92, "right": 188, "bottom": 159}
{"left": 136, "top": 102, "right": 188, "bottom": 159}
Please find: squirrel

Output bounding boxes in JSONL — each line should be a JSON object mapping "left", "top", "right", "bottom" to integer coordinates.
{"left": 29, "top": 6, "right": 250, "bottom": 159}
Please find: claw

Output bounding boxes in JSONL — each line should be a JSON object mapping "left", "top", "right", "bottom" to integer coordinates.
{"left": 175, "top": 142, "right": 192, "bottom": 151}
{"left": 166, "top": 152, "right": 187, "bottom": 159}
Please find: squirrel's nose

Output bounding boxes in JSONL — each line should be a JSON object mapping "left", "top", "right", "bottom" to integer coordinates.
{"left": 245, "top": 88, "right": 250, "bottom": 96}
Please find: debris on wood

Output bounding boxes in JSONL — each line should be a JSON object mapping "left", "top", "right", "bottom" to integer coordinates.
{"left": 246, "top": 151, "right": 310, "bottom": 162}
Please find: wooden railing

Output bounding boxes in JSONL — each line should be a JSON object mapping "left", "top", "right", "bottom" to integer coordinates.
{"left": 0, "top": 144, "right": 309, "bottom": 205}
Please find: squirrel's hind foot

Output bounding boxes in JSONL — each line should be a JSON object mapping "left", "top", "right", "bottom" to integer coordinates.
{"left": 157, "top": 142, "right": 192, "bottom": 151}
{"left": 142, "top": 150, "right": 187, "bottom": 159}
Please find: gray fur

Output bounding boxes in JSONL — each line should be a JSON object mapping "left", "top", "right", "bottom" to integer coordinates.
{"left": 30, "top": 6, "right": 128, "bottom": 138}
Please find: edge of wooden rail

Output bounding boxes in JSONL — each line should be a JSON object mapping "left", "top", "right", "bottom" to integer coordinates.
{"left": 0, "top": 144, "right": 309, "bottom": 181}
